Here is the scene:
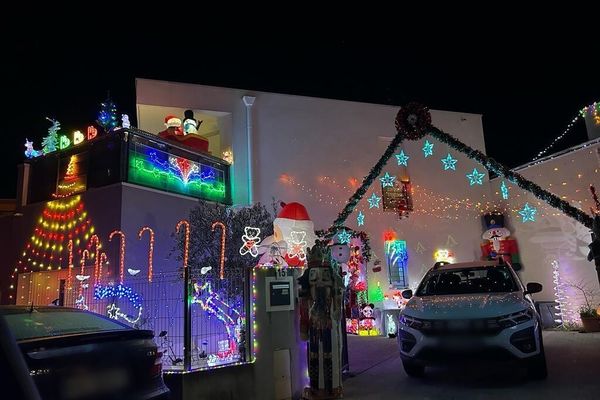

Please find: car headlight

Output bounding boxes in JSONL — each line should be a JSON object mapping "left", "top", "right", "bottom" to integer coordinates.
{"left": 497, "top": 309, "right": 534, "bottom": 328}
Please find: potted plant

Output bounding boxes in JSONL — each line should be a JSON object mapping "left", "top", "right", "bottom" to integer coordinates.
{"left": 569, "top": 281, "right": 600, "bottom": 332}
{"left": 579, "top": 305, "right": 600, "bottom": 332}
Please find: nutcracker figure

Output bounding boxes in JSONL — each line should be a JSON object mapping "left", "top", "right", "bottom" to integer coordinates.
{"left": 481, "top": 213, "right": 522, "bottom": 270}
{"left": 298, "top": 243, "right": 344, "bottom": 399}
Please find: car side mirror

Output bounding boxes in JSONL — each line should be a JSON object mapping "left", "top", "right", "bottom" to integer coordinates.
{"left": 401, "top": 289, "right": 413, "bottom": 299}
{"left": 524, "top": 282, "right": 542, "bottom": 295}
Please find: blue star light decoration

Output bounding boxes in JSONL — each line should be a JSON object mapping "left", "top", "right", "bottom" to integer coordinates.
{"left": 466, "top": 168, "right": 485, "bottom": 185}
{"left": 337, "top": 229, "right": 352, "bottom": 244}
{"left": 368, "top": 193, "right": 381, "bottom": 208}
{"left": 518, "top": 203, "right": 537, "bottom": 222}
{"left": 357, "top": 211, "right": 365, "bottom": 226}
{"left": 422, "top": 140, "right": 434, "bottom": 157}
{"left": 395, "top": 151, "right": 410, "bottom": 166}
{"left": 379, "top": 172, "right": 396, "bottom": 187}
{"left": 441, "top": 153, "right": 457, "bottom": 170}
{"left": 500, "top": 181, "right": 509, "bottom": 199}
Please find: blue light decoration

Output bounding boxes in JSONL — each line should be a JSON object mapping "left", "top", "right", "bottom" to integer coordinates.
{"left": 357, "top": 211, "right": 365, "bottom": 226}
{"left": 422, "top": 140, "right": 434, "bottom": 157}
{"left": 379, "top": 172, "right": 396, "bottom": 188}
{"left": 466, "top": 168, "right": 485, "bottom": 185}
{"left": 395, "top": 150, "right": 410, "bottom": 166}
{"left": 518, "top": 202, "right": 537, "bottom": 222}
{"left": 367, "top": 193, "right": 381, "bottom": 209}
{"left": 337, "top": 229, "right": 352, "bottom": 244}
{"left": 94, "top": 284, "right": 143, "bottom": 324}
{"left": 192, "top": 282, "right": 242, "bottom": 361}
{"left": 128, "top": 142, "right": 227, "bottom": 202}
{"left": 501, "top": 181, "right": 509, "bottom": 199}
{"left": 441, "top": 153, "right": 457, "bottom": 170}
{"left": 385, "top": 239, "right": 408, "bottom": 288}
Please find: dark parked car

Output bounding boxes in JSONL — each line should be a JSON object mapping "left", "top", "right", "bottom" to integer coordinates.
{"left": 0, "top": 306, "right": 169, "bottom": 400}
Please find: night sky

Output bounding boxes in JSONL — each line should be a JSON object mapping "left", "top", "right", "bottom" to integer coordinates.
{"left": 3, "top": 36, "right": 597, "bottom": 198}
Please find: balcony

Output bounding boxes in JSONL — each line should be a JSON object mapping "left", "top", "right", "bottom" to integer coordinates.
{"left": 26, "top": 128, "right": 232, "bottom": 205}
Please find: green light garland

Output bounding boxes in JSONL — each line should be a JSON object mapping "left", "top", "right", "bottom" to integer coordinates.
{"left": 327, "top": 103, "right": 594, "bottom": 233}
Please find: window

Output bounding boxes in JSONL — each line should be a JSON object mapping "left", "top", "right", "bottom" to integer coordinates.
{"left": 416, "top": 266, "right": 518, "bottom": 296}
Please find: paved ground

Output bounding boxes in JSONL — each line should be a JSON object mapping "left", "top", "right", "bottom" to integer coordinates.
{"left": 344, "top": 331, "right": 600, "bottom": 399}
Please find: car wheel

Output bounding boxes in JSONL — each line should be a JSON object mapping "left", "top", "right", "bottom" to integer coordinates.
{"left": 526, "top": 331, "right": 548, "bottom": 380}
{"left": 402, "top": 359, "right": 425, "bottom": 378}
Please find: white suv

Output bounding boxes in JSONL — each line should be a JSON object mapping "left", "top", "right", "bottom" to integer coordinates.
{"left": 398, "top": 260, "right": 547, "bottom": 379}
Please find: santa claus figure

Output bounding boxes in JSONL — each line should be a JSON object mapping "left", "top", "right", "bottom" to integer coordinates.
{"left": 158, "top": 115, "right": 183, "bottom": 139}
{"left": 258, "top": 202, "right": 317, "bottom": 268}
{"left": 481, "top": 213, "right": 522, "bottom": 270}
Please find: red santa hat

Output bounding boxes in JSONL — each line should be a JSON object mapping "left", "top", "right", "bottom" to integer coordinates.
{"left": 274, "top": 202, "right": 316, "bottom": 246}
{"left": 164, "top": 115, "right": 182, "bottom": 128}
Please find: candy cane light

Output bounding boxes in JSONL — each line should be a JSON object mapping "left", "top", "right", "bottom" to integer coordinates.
{"left": 138, "top": 226, "right": 155, "bottom": 282}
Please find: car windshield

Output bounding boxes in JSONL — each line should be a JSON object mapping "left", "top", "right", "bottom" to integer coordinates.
{"left": 416, "top": 266, "right": 519, "bottom": 296}
{"left": 3, "top": 309, "right": 129, "bottom": 341}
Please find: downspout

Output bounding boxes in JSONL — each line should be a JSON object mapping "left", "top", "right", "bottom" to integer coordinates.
{"left": 243, "top": 96, "right": 256, "bottom": 204}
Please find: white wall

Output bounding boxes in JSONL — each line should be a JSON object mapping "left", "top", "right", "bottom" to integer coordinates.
{"left": 492, "top": 143, "right": 600, "bottom": 315}
{"left": 136, "top": 79, "right": 498, "bottom": 293}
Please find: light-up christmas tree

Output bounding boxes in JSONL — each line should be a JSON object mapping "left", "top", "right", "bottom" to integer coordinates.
{"left": 41, "top": 118, "right": 60, "bottom": 153}
{"left": 97, "top": 97, "right": 119, "bottom": 132}
{"left": 10, "top": 159, "right": 103, "bottom": 302}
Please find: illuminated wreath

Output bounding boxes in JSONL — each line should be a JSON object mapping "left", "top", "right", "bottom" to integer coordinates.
{"left": 394, "top": 102, "right": 432, "bottom": 140}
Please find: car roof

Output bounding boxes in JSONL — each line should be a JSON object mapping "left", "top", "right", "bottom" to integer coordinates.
{"left": 0, "top": 305, "right": 83, "bottom": 315}
{"left": 432, "top": 260, "right": 504, "bottom": 270}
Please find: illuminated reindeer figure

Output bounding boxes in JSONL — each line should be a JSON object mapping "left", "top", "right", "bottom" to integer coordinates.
{"left": 192, "top": 281, "right": 242, "bottom": 359}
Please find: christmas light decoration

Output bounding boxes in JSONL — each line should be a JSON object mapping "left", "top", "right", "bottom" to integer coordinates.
{"left": 192, "top": 282, "right": 242, "bottom": 359}
{"left": 357, "top": 211, "right": 365, "bottom": 226}
{"left": 552, "top": 260, "right": 564, "bottom": 325}
{"left": 518, "top": 203, "right": 537, "bottom": 222}
{"left": 59, "top": 135, "right": 71, "bottom": 150}
{"left": 67, "top": 239, "right": 73, "bottom": 290}
{"left": 532, "top": 102, "right": 598, "bottom": 161}
{"left": 24, "top": 139, "right": 42, "bottom": 158}
{"left": 42, "top": 118, "right": 60, "bottom": 153}
{"left": 54, "top": 154, "right": 86, "bottom": 198}
{"left": 367, "top": 193, "right": 381, "bottom": 209}
{"left": 176, "top": 220, "right": 190, "bottom": 269}
{"left": 239, "top": 227, "right": 261, "bottom": 258}
{"left": 128, "top": 144, "right": 227, "bottom": 202}
{"left": 441, "top": 153, "right": 457, "bottom": 170}
{"left": 387, "top": 314, "right": 397, "bottom": 337}
{"left": 422, "top": 140, "right": 434, "bottom": 157}
{"left": 109, "top": 230, "right": 126, "bottom": 284}
{"left": 10, "top": 195, "right": 97, "bottom": 298}
{"left": 287, "top": 231, "right": 308, "bottom": 261}
{"left": 385, "top": 239, "right": 408, "bottom": 287}
{"left": 86, "top": 126, "right": 98, "bottom": 140}
{"left": 466, "top": 168, "right": 485, "bottom": 186}
{"left": 97, "top": 97, "right": 119, "bottom": 132}
{"left": 98, "top": 252, "right": 107, "bottom": 284}
{"left": 395, "top": 150, "right": 410, "bottom": 166}
{"left": 94, "top": 284, "right": 143, "bottom": 324}
{"left": 121, "top": 114, "right": 131, "bottom": 129}
{"left": 434, "top": 248, "right": 455, "bottom": 263}
{"left": 337, "top": 229, "right": 352, "bottom": 244}
{"left": 73, "top": 130, "right": 84, "bottom": 145}
{"left": 501, "top": 181, "right": 509, "bottom": 200}
{"left": 252, "top": 268, "right": 258, "bottom": 362}
{"left": 127, "top": 268, "right": 141, "bottom": 276}
{"left": 138, "top": 226, "right": 155, "bottom": 282}
{"left": 370, "top": 281, "right": 385, "bottom": 302}
{"left": 379, "top": 172, "right": 396, "bottom": 188}
{"left": 212, "top": 221, "right": 227, "bottom": 279}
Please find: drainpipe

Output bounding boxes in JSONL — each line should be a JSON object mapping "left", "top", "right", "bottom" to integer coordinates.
{"left": 242, "top": 96, "right": 256, "bottom": 205}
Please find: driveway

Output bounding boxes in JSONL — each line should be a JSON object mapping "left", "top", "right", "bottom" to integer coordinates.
{"left": 344, "top": 331, "right": 600, "bottom": 399}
